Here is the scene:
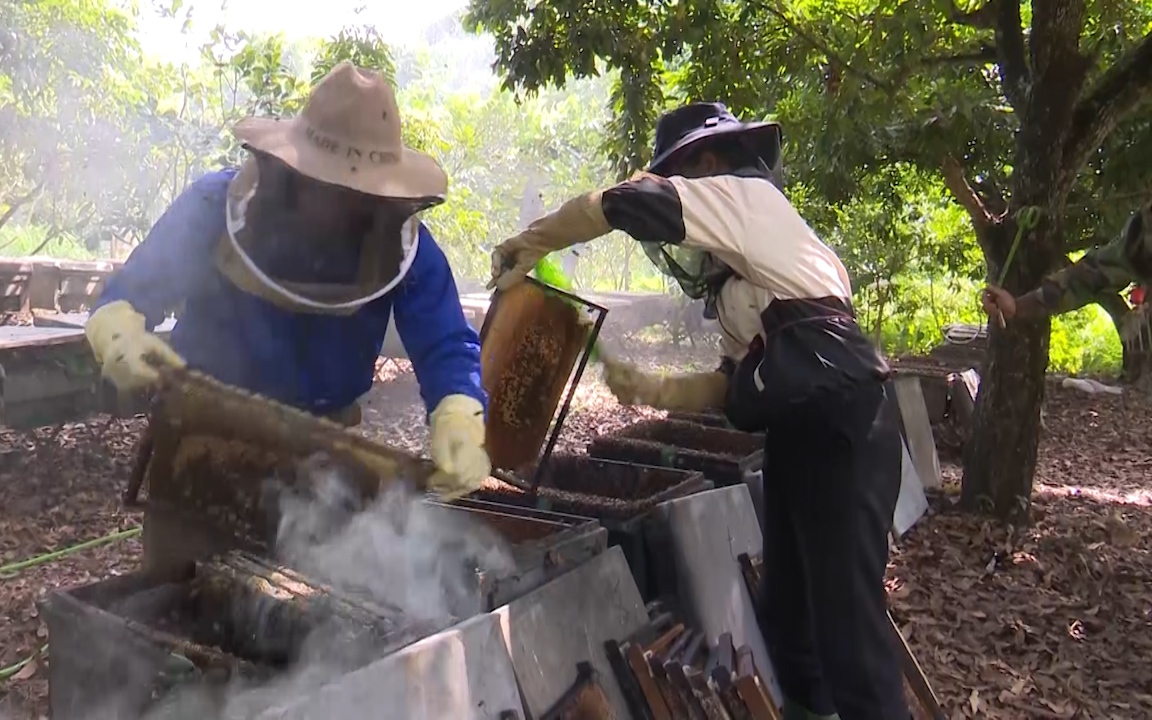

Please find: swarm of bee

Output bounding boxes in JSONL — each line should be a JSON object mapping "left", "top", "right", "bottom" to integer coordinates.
{"left": 497, "top": 326, "right": 564, "bottom": 430}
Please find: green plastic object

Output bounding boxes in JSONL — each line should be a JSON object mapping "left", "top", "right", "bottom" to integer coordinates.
{"left": 533, "top": 254, "right": 602, "bottom": 363}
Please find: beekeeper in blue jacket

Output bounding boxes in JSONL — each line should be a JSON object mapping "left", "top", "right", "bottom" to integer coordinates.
{"left": 84, "top": 62, "right": 489, "bottom": 498}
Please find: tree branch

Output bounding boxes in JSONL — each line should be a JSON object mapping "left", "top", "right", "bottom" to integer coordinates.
{"left": 993, "top": 0, "right": 1029, "bottom": 108}
{"left": 971, "top": 175, "right": 1008, "bottom": 217}
{"left": 0, "top": 182, "right": 43, "bottom": 233}
{"left": 761, "top": 0, "right": 892, "bottom": 93}
{"left": 919, "top": 46, "right": 999, "bottom": 66}
{"left": 1062, "top": 31, "right": 1152, "bottom": 190}
{"left": 942, "top": 155, "right": 993, "bottom": 228}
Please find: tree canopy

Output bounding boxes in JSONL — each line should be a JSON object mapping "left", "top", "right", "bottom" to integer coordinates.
{"left": 466, "top": 0, "right": 1152, "bottom": 521}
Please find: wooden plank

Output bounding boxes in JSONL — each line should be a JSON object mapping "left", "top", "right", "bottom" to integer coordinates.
{"left": 888, "top": 613, "right": 947, "bottom": 720}
{"left": 732, "top": 675, "right": 779, "bottom": 720}
{"left": 686, "top": 668, "right": 732, "bottom": 720}
{"left": 0, "top": 326, "right": 87, "bottom": 350}
{"left": 624, "top": 643, "right": 671, "bottom": 720}
{"left": 604, "top": 640, "right": 654, "bottom": 720}
{"left": 664, "top": 661, "right": 708, "bottom": 720}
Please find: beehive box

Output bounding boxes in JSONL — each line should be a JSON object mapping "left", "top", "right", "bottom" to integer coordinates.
{"left": 426, "top": 498, "right": 608, "bottom": 611}
{"left": 137, "top": 367, "right": 608, "bottom": 614}
{"left": 144, "top": 473, "right": 607, "bottom": 618}
{"left": 588, "top": 419, "right": 764, "bottom": 487}
{"left": 665, "top": 410, "right": 741, "bottom": 429}
{"left": 41, "top": 551, "right": 440, "bottom": 720}
{"left": 472, "top": 455, "right": 711, "bottom": 599}
{"left": 480, "top": 279, "right": 594, "bottom": 475}
{"left": 475, "top": 455, "right": 709, "bottom": 521}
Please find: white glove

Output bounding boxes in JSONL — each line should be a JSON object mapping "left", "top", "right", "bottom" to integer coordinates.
{"left": 428, "top": 394, "right": 491, "bottom": 499}
{"left": 85, "top": 300, "right": 185, "bottom": 391}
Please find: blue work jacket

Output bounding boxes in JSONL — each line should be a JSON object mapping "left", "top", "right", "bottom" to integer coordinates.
{"left": 94, "top": 169, "right": 486, "bottom": 417}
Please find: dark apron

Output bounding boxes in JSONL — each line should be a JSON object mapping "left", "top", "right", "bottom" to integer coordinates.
{"left": 723, "top": 296, "right": 890, "bottom": 432}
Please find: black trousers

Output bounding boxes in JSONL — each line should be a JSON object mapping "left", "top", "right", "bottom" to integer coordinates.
{"left": 758, "top": 380, "right": 908, "bottom": 720}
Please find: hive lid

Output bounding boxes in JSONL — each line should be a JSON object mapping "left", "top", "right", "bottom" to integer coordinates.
{"left": 479, "top": 278, "right": 605, "bottom": 477}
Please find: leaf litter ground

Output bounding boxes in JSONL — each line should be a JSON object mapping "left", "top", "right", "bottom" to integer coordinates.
{"left": 1, "top": 344, "right": 1150, "bottom": 718}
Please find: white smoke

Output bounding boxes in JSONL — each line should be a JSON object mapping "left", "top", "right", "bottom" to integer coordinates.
{"left": 272, "top": 456, "right": 515, "bottom": 622}
{"left": 117, "top": 456, "right": 515, "bottom": 719}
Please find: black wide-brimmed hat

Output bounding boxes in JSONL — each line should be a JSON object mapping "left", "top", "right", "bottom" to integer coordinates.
{"left": 647, "top": 102, "right": 782, "bottom": 175}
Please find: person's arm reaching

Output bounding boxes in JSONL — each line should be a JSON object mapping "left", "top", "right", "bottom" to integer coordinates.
{"left": 487, "top": 175, "right": 730, "bottom": 412}
{"left": 87, "top": 171, "right": 232, "bottom": 390}
{"left": 393, "top": 225, "right": 489, "bottom": 497}
{"left": 985, "top": 200, "right": 1152, "bottom": 321}
{"left": 487, "top": 189, "right": 611, "bottom": 290}
{"left": 487, "top": 173, "right": 698, "bottom": 291}
{"left": 393, "top": 225, "right": 485, "bottom": 415}
{"left": 489, "top": 171, "right": 846, "bottom": 301}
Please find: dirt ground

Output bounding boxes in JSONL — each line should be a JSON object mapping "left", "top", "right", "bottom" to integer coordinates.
{"left": 1, "top": 340, "right": 1150, "bottom": 718}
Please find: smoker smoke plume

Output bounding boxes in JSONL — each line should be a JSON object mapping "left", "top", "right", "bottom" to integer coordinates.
{"left": 113, "top": 455, "right": 515, "bottom": 719}
{"left": 272, "top": 454, "right": 515, "bottom": 622}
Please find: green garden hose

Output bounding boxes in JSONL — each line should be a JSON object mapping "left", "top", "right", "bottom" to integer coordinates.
{"left": 0, "top": 527, "right": 145, "bottom": 683}
{"left": 0, "top": 644, "right": 47, "bottom": 681}
{"left": 0, "top": 526, "right": 141, "bottom": 578}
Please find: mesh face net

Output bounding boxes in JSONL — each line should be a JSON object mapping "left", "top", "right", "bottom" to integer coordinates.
{"left": 641, "top": 243, "right": 732, "bottom": 299}
{"left": 225, "top": 156, "right": 438, "bottom": 311}
{"left": 641, "top": 154, "right": 783, "bottom": 300}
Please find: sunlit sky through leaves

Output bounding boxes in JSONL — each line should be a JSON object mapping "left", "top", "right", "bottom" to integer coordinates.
{"left": 135, "top": 0, "right": 469, "bottom": 62}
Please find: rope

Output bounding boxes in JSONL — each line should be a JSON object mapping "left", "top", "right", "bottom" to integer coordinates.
{"left": 0, "top": 526, "right": 141, "bottom": 578}
{"left": 984, "top": 206, "right": 1042, "bottom": 330}
{"left": 996, "top": 206, "right": 1042, "bottom": 287}
{"left": 942, "top": 324, "right": 986, "bottom": 344}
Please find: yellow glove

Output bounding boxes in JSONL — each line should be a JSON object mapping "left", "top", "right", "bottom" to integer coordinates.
{"left": 603, "top": 356, "right": 728, "bottom": 412}
{"left": 85, "top": 300, "right": 185, "bottom": 391}
{"left": 489, "top": 190, "right": 611, "bottom": 290}
{"left": 428, "top": 394, "right": 491, "bottom": 500}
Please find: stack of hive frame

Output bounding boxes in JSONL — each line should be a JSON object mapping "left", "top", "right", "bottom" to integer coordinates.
{"left": 604, "top": 605, "right": 782, "bottom": 720}
{"left": 588, "top": 419, "right": 763, "bottom": 487}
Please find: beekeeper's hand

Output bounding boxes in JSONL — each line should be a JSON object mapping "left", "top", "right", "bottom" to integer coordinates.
{"left": 602, "top": 355, "right": 728, "bottom": 412}
{"left": 489, "top": 190, "right": 611, "bottom": 290}
{"left": 428, "top": 394, "right": 491, "bottom": 500}
{"left": 85, "top": 300, "right": 185, "bottom": 391}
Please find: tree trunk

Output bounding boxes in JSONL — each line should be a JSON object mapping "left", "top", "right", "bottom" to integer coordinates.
{"left": 1121, "top": 312, "right": 1152, "bottom": 387}
{"left": 1127, "top": 343, "right": 1152, "bottom": 388}
{"left": 873, "top": 284, "right": 886, "bottom": 347}
{"left": 961, "top": 1, "right": 1093, "bottom": 523}
{"left": 962, "top": 190, "right": 1066, "bottom": 523}
{"left": 621, "top": 242, "right": 634, "bottom": 291}
{"left": 960, "top": 312, "right": 1051, "bottom": 522}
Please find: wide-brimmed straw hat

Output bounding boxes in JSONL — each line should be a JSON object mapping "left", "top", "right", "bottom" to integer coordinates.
{"left": 232, "top": 61, "right": 447, "bottom": 200}
{"left": 648, "top": 102, "right": 781, "bottom": 176}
